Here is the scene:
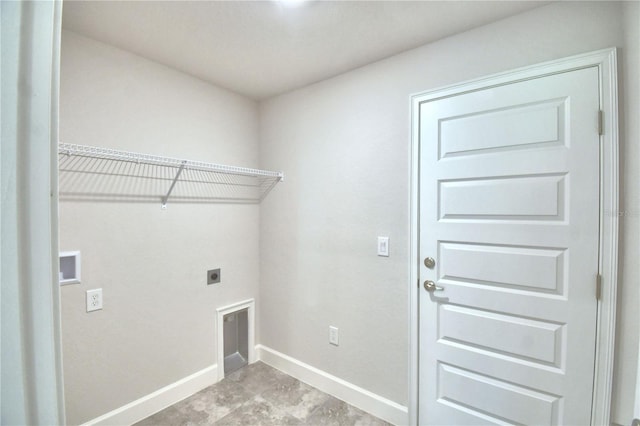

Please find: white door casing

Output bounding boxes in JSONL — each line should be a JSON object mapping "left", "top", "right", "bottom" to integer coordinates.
{"left": 409, "top": 49, "right": 619, "bottom": 426}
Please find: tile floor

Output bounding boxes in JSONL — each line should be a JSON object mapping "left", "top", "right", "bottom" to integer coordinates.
{"left": 135, "top": 362, "right": 392, "bottom": 426}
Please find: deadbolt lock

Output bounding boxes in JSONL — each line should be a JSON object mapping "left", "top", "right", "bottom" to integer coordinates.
{"left": 424, "top": 257, "right": 436, "bottom": 269}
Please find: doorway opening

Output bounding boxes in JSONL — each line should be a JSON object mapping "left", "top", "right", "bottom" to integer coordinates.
{"left": 223, "top": 309, "right": 249, "bottom": 375}
{"left": 409, "top": 48, "right": 619, "bottom": 425}
{"left": 216, "top": 299, "right": 256, "bottom": 380}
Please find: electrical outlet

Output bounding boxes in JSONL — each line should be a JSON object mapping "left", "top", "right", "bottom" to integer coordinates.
{"left": 329, "top": 326, "right": 339, "bottom": 346}
{"left": 207, "top": 268, "right": 221, "bottom": 285}
{"left": 86, "top": 288, "right": 103, "bottom": 312}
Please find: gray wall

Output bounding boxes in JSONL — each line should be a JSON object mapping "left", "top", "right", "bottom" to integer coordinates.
{"left": 59, "top": 31, "right": 261, "bottom": 424}
{"left": 258, "top": 2, "right": 639, "bottom": 424}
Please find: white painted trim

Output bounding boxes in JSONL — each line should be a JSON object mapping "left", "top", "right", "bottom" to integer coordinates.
{"left": 1, "top": 1, "right": 65, "bottom": 424}
{"left": 216, "top": 299, "right": 256, "bottom": 381}
{"left": 635, "top": 338, "right": 640, "bottom": 420}
{"left": 409, "top": 48, "right": 619, "bottom": 426}
{"left": 81, "top": 365, "right": 218, "bottom": 426}
{"left": 50, "top": 1, "right": 66, "bottom": 422}
{"left": 591, "top": 47, "right": 619, "bottom": 426}
{"left": 256, "top": 344, "right": 409, "bottom": 425}
{"left": 408, "top": 84, "right": 421, "bottom": 426}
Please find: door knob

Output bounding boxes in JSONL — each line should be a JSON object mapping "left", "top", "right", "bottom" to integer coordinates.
{"left": 424, "top": 257, "right": 436, "bottom": 268}
{"left": 424, "top": 280, "right": 444, "bottom": 292}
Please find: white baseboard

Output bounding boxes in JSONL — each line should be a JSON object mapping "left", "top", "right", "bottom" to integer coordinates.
{"left": 256, "top": 344, "right": 408, "bottom": 425}
{"left": 81, "top": 364, "right": 218, "bottom": 426}
{"left": 81, "top": 346, "right": 409, "bottom": 426}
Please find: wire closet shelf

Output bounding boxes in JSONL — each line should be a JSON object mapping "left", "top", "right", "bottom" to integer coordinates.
{"left": 58, "top": 143, "right": 284, "bottom": 207}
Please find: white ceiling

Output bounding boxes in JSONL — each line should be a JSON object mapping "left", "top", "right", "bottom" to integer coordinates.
{"left": 62, "top": 1, "right": 549, "bottom": 100}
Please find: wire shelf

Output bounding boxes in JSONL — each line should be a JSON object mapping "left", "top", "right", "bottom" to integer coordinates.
{"left": 58, "top": 143, "right": 283, "bottom": 206}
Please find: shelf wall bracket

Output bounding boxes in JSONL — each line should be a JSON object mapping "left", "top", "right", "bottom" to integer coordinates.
{"left": 161, "top": 161, "right": 187, "bottom": 209}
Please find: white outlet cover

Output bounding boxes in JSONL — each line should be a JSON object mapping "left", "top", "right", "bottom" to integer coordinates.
{"left": 86, "top": 288, "right": 103, "bottom": 312}
{"left": 377, "top": 236, "right": 389, "bottom": 257}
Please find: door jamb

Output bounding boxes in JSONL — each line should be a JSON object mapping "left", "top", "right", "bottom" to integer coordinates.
{"left": 408, "top": 48, "right": 619, "bottom": 426}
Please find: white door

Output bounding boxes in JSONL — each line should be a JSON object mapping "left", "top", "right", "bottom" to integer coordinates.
{"left": 419, "top": 67, "right": 600, "bottom": 425}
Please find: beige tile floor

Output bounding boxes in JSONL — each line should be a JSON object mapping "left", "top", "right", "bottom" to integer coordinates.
{"left": 135, "top": 362, "right": 392, "bottom": 426}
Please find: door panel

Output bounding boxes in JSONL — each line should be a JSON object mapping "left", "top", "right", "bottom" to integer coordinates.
{"left": 439, "top": 99, "right": 565, "bottom": 158}
{"left": 419, "top": 67, "right": 600, "bottom": 425}
{"left": 439, "top": 174, "right": 566, "bottom": 220}
{"left": 439, "top": 242, "right": 566, "bottom": 294}
{"left": 438, "top": 304, "right": 564, "bottom": 366}
{"left": 437, "top": 363, "right": 561, "bottom": 425}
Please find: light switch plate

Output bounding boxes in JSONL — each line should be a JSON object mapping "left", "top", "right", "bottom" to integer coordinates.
{"left": 329, "top": 326, "right": 339, "bottom": 346}
{"left": 377, "top": 236, "right": 389, "bottom": 257}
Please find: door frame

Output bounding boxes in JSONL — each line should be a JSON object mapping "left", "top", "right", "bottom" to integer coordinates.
{"left": 408, "top": 48, "right": 619, "bottom": 426}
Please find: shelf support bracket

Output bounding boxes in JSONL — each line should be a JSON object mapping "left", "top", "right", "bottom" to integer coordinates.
{"left": 161, "top": 161, "right": 187, "bottom": 209}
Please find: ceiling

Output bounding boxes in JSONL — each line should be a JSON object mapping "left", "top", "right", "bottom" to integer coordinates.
{"left": 62, "top": 1, "right": 549, "bottom": 100}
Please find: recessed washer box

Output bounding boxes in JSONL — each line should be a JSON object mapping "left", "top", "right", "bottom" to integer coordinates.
{"left": 59, "top": 251, "right": 81, "bottom": 285}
